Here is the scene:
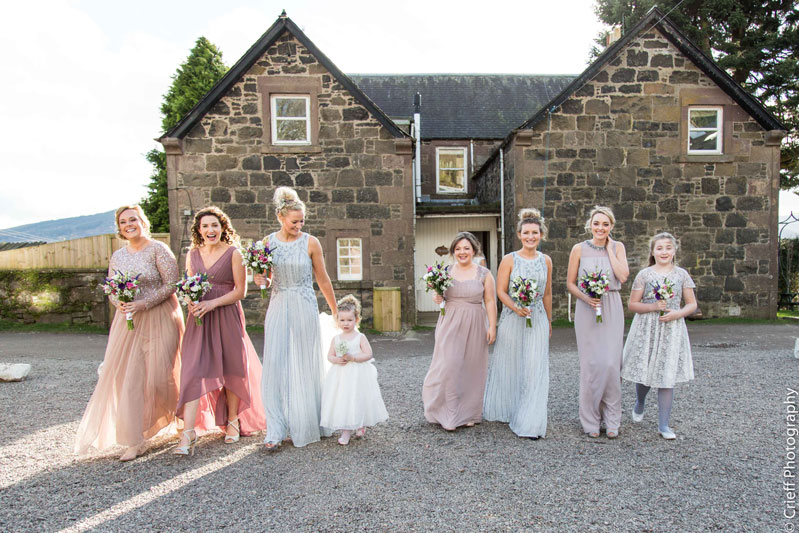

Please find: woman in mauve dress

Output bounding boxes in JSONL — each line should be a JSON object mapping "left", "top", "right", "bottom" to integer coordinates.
{"left": 566, "top": 206, "right": 629, "bottom": 439}
{"left": 423, "top": 232, "right": 497, "bottom": 431}
{"left": 173, "top": 207, "right": 265, "bottom": 456}
{"left": 75, "top": 205, "right": 183, "bottom": 461}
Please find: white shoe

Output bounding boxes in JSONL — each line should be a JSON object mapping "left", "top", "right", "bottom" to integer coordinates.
{"left": 659, "top": 428, "right": 676, "bottom": 440}
{"left": 631, "top": 407, "right": 644, "bottom": 423}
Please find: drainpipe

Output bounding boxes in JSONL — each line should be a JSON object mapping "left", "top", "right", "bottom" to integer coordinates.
{"left": 499, "top": 148, "right": 505, "bottom": 257}
{"left": 413, "top": 92, "right": 422, "bottom": 202}
{"left": 469, "top": 139, "right": 474, "bottom": 176}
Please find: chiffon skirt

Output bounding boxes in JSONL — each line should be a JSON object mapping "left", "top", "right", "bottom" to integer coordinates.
{"left": 75, "top": 296, "right": 183, "bottom": 454}
{"left": 320, "top": 361, "right": 388, "bottom": 431}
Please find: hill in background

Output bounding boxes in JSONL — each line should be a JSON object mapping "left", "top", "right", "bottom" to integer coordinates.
{"left": 0, "top": 210, "right": 116, "bottom": 243}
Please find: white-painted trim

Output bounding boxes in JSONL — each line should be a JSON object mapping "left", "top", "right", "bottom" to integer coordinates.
{"left": 415, "top": 213, "right": 500, "bottom": 219}
{"left": 435, "top": 146, "right": 468, "bottom": 194}
{"left": 271, "top": 94, "right": 311, "bottom": 145}
{"left": 687, "top": 106, "right": 723, "bottom": 154}
{"left": 336, "top": 237, "right": 362, "bottom": 281}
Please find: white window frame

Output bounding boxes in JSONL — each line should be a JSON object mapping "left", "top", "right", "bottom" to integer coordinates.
{"left": 436, "top": 146, "right": 468, "bottom": 194}
{"left": 270, "top": 94, "right": 311, "bottom": 145}
{"left": 336, "top": 238, "right": 362, "bottom": 281}
{"left": 687, "top": 107, "right": 723, "bottom": 155}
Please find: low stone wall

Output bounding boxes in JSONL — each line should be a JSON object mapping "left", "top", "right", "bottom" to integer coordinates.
{"left": 0, "top": 270, "right": 110, "bottom": 328}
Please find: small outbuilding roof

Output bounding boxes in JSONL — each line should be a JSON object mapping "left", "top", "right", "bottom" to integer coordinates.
{"left": 350, "top": 74, "right": 576, "bottom": 140}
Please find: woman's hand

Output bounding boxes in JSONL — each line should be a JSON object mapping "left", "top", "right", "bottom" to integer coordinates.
{"left": 432, "top": 292, "right": 443, "bottom": 305}
{"left": 654, "top": 300, "right": 667, "bottom": 313}
{"left": 659, "top": 309, "right": 679, "bottom": 323}
{"left": 486, "top": 326, "right": 496, "bottom": 345}
{"left": 188, "top": 300, "right": 216, "bottom": 319}
{"left": 120, "top": 300, "right": 146, "bottom": 314}
{"left": 253, "top": 272, "right": 270, "bottom": 288}
{"left": 586, "top": 297, "right": 601, "bottom": 309}
{"left": 333, "top": 355, "right": 348, "bottom": 365}
{"left": 512, "top": 305, "right": 531, "bottom": 318}
{"left": 549, "top": 322, "right": 553, "bottom": 338}
{"left": 343, "top": 353, "right": 357, "bottom": 363}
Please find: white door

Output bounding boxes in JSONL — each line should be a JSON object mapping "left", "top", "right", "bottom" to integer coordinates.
{"left": 414, "top": 215, "right": 499, "bottom": 312}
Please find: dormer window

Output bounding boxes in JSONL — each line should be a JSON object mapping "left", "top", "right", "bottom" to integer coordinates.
{"left": 436, "top": 147, "right": 467, "bottom": 193}
{"left": 687, "top": 107, "right": 722, "bottom": 154}
{"left": 271, "top": 95, "right": 311, "bottom": 144}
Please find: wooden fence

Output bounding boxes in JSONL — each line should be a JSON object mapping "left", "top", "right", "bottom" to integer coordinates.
{"left": 0, "top": 233, "right": 171, "bottom": 270}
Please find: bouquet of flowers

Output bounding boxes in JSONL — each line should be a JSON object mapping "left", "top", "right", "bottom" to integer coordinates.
{"left": 509, "top": 276, "right": 541, "bottom": 328}
{"left": 578, "top": 270, "right": 610, "bottom": 323}
{"left": 100, "top": 271, "right": 141, "bottom": 330}
{"left": 651, "top": 278, "right": 675, "bottom": 316}
{"left": 240, "top": 239, "right": 273, "bottom": 298}
{"left": 175, "top": 272, "right": 212, "bottom": 326}
{"left": 422, "top": 262, "right": 454, "bottom": 315}
{"left": 335, "top": 340, "right": 349, "bottom": 359}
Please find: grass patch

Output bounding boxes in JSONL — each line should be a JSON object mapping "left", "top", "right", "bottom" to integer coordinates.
{"left": 778, "top": 309, "right": 799, "bottom": 319}
{"left": 689, "top": 316, "right": 791, "bottom": 325}
{"left": 412, "top": 324, "right": 435, "bottom": 331}
{"left": 0, "top": 320, "right": 106, "bottom": 335}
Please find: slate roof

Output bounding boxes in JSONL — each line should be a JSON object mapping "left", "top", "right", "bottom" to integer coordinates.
{"left": 0, "top": 242, "right": 46, "bottom": 252}
{"left": 350, "top": 75, "right": 576, "bottom": 140}
{"left": 160, "top": 12, "right": 408, "bottom": 141}
{"left": 475, "top": 7, "right": 787, "bottom": 176}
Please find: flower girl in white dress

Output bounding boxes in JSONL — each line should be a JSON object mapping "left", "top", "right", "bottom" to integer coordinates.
{"left": 320, "top": 295, "right": 388, "bottom": 445}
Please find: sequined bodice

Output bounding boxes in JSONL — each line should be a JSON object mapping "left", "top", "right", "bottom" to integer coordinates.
{"left": 507, "top": 252, "right": 547, "bottom": 315}
{"left": 267, "top": 232, "right": 313, "bottom": 293}
{"left": 108, "top": 240, "right": 179, "bottom": 308}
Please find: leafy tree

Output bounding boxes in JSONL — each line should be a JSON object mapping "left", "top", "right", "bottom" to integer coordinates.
{"left": 141, "top": 37, "right": 228, "bottom": 232}
{"left": 593, "top": 0, "right": 799, "bottom": 190}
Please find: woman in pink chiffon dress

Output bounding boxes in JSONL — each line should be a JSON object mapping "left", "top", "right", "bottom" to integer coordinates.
{"left": 173, "top": 207, "right": 265, "bottom": 455}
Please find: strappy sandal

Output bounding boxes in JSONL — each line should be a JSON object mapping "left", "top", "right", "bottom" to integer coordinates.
{"left": 355, "top": 427, "right": 366, "bottom": 438}
{"left": 173, "top": 429, "right": 198, "bottom": 456}
{"left": 587, "top": 431, "right": 600, "bottom": 438}
{"left": 225, "top": 418, "right": 240, "bottom": 444}
{"left": 606, "top": 429, "right": 619, "bottom": 439}
{"left": 264, "top": 440, "right": 282, "bottom": 452}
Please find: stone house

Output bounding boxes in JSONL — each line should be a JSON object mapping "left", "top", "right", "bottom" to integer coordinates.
{"left": 473, "top": 7, "right": 786, "bottom": 319}
{"left": 161, "top": 8, "right": 785, "bottom": 324}
{"left": 158, "top": 12, "right": 416, "bottom": 324}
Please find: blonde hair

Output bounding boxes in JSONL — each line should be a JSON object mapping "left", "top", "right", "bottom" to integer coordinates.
{"left": 337, "top": 294, "right": 362, "bottom": 324}
{"left": 648, "top": 232, "right": 679, "bottom": 266}
{"left": 584, "top": 205, "right": 616, "bottom": 234}
{"left": 449, "top": 231, "right": 481, "bottom": 257}
{"left": 190, "top": 206, "right": 239, "bottom": 249}
{"left": 517, "top": 208, "right": 547, "bottom": 239}
{"left": 115, "top": 205, "right": 151, "bottom": 240}
{"left": 273, "top": 186, "right": 306, "bottom": 218}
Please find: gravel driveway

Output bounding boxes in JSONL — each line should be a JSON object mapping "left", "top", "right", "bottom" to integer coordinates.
{"left": 0, "top": 322, "right": 796, "bottom": 532}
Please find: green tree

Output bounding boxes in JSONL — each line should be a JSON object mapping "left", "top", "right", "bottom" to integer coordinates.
{"left": 141, "top": 37, "right": 228, "bottom": 232}
{"left": 593, "top": 0, "right": 799, "bottom": 189}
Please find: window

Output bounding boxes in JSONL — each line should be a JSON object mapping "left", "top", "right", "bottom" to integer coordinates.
{"left": 687, "top": 107, "right": 722, "bottom": 154}
{"left": 337, "top": 238, "right": 362, "bottom": 281}
{"left": 436, "top": 147, "right": 467, "bottom": 193}
{"left": 270, "top": 95, "right": 311, "bottom": 144}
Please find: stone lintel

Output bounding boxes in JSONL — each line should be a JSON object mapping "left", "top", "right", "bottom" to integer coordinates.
{"left": 395, "top": 139, "right": 413, "bottom": 155}
{"left": 765, "top": 130, "right": 786, "bottom": 146}
{"left": 160, "top": 137, "right": 183, "bottom": 155}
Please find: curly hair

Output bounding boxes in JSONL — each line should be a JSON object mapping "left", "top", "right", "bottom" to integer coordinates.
{"left": 337, "top": 294, "right": 362, "bottom": 324}
{"left": 190, "top": 206, "right": 239, "bottom": 249}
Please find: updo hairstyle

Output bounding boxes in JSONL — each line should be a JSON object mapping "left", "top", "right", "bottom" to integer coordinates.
{"left": 273, "top": 186, "right": 306, "bottom": 218}
{"left": 337, "top": 294, "right": 362, "bottom": 324}
{"left": 584, "top": 205, "right": 616, "bottom": 234}
{"left": 517, "top": 207, "right": 547, "bottom": 240}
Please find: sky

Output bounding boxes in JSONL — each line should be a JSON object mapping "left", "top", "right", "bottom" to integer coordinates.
{"left": 1, "top": 0, "right": 796, "bottom": 232}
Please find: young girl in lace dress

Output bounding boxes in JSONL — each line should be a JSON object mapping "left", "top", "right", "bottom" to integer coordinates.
{"left": 622, "top": 232, "right": 697, "bottom": 440}
{"left": 320, "top": 295, "right": 388, "bottom": 445}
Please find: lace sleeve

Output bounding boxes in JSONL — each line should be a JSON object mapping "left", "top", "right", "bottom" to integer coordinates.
{"left": 143, "top": 242, "right": 179, "bottom": 309}
{"left": 479, "top": 265, "right": 488, "bottom": 283}
{"left": 107, "top": 251, "right": 119, "bottom": 306}
{"left": 631, "top": 269, "right": 646, "bottom": 291}
{"left": 680, "top": 268, "right": 696, "bottom": 290}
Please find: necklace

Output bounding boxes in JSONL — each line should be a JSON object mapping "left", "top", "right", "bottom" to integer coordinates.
{"left": 585, "top": 240, "right": 606, "bottom": 251}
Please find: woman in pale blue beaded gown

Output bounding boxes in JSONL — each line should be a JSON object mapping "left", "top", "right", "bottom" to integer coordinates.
{"left": 253, "top": 187, "right": 338, "bottom": 449}
{"left": 484, "top": 209, "right": 553, "bottom": 438}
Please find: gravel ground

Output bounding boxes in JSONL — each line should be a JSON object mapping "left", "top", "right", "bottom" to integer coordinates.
{"left": 0, "top": 322, "right": 796, "bottom": 532}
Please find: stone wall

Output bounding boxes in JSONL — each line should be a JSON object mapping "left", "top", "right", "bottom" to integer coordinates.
{"left": 166, "top": 32, "right": 416, "bottom": 325}
{"left": 0, "top": 269, "right": 110, "bottom": 328}
{"left": 493, "top": 28, "right": 781, "bottom": 319}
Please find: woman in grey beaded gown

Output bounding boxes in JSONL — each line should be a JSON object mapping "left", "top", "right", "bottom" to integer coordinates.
{"left": 566, "top": 206, "right": 629, "bottom": 439}
{"left": 483, "top": 209, "right": 552, "bottom": 438}
{"left": 254, "top": 187, "right": 338, "bottom": 449}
